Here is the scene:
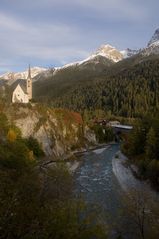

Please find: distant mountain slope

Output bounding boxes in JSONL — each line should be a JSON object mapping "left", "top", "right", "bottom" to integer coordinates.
{"left": 2, "top": 27, "right": 159, "bottom": 87}
{"left": 0, "top": 44, "right": 122, "bottom": 85}
{"left": 139, "top": 28, "right": 159, "bottom": 57}
{"left": 120, "top": 28, "right": 159, "bottom": 59}
{"left": 54, "top": 44, "right": 124, "bottom": 69}
{"left": 33, "top": 55, "right": 114, "bottom": 100}
{"left": 33, "top": 46, "right": 159, "bottom": 103}
{"left": 34, "top": 27, "right": 159, "bottom": 102}
{"left": 50, "top": 55, "right": 159, "bottom": 117}
{"left": 120, "top": 48, "right": 139, "bottom": 58}
{"left": 91, "top": 44, "right": 123, "bottom": 62}
{"left": 0, "top": 67, "right": 47, "bottom": 85}
{"left": 148, "top": 28, "right": 159, "bottom": 47}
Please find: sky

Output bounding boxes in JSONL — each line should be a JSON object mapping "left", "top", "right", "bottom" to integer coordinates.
{"left": 0, "top": 0, "right": 159, "bottom": 73}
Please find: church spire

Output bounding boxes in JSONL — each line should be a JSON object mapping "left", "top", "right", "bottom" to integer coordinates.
{"left": 26, "top": 65, "right": 32, "bottom": 100}
{"left": 28, "top": 64, "right": 31, "bottom": 79}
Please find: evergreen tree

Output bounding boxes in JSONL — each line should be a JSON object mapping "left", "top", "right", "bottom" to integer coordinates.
{"left": 145, "top": 127, "right": 157, "bottom": 160}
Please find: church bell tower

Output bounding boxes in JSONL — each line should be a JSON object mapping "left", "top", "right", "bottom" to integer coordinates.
{"left": 26, "top": 65, "right": 32, "bottom": 100}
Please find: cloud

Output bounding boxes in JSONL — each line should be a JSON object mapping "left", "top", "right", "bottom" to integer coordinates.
{"left": 34, "top": 0, "right": 149, "bottom": 22}
{"left": 0, "top": 12, "right": 23, "bottom": 31}
{"left": 1, "top": 0, "right": 149, "bottom": 23}
{"left": 0, "top": 11, "right": 90, "bottom": 71}
{"left": 0, "top": 0, "right": 158, "bottom": 73}
{"left": 73, "top": 0, "right": 149, "bottom": 22}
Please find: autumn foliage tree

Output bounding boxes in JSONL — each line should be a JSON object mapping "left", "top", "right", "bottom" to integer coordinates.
{"left": 0, "top": 113, "right": 108, "bottom": 239}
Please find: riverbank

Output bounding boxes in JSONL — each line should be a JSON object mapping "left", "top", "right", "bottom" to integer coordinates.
{"left": 67, "top": 143, "right": 113, "bottom": 173}
{"left": 112, "top": 151, "right": 159, "bottom": 199}
{"left": 73, "top": 142, "right": 115, "bottom": 157}
{"left": 40, "top": 143, "right": 112, "bottom": 173}
{"left": 41, "top": 142, "right": 115, "bottom": 174}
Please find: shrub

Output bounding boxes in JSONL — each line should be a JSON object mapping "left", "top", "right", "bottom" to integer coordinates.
{"left": 7, "top": 129, "right": 17, "bottom": 142}
{"left": 25, "top": 136, "right": 44, "bottom": 158}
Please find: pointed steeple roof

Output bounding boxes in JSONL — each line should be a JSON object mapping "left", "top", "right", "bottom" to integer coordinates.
{"left": 27, "top": 64, "right": 31, "bottom": 79}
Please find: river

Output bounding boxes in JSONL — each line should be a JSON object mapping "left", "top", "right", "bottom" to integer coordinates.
{"left": 74, "top": 143, "right": 126, "bottom": 237}
{"left": 74, "top": 143, "right": 159, "bottom": 238}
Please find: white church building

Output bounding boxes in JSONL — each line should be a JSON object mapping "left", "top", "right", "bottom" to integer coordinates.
{"left": 12, "top": 66, "right": 32, "bottom": 103}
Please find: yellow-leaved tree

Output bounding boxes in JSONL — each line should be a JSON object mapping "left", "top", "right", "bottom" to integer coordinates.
{"left": 7, "top": 129, "right": 17, "bottom": 142}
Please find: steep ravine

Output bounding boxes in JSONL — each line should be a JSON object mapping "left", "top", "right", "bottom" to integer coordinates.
{"left": 5, "top": 104, "right": 97, "bottom": 159}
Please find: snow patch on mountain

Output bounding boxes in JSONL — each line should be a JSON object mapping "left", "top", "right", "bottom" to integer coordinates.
{"left": 148, "top": 28, "right": 159, "bottom": 47}
{"left": 2, "top": 28, "right": 159, "bottom": 81}
{"left": 0, "top": 67, "right": 47, "bottom": 84}
{"left": 54, "top": 44, "right": 123, "bottom": 73}
{"left": 139, "top": 28, "right": 159, "bottom": 57}
{"left": 94, "top": 44, "right": 123, "bottom": 62}
{"left": 120, "top": 48, "right": 139, "bottom": 58}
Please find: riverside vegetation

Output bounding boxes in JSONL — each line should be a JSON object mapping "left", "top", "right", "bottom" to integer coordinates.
{"left": 122, "top": 115, "right": 159, "bottom": 191}
{"left": 0, "top": 111, "right": 108, "bottom": 239}
{"left": 1, "top": 103, "right": 159, "bottom": 238}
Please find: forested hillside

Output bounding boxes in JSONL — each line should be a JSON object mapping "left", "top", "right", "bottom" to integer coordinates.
{"left": 122, "top": 115, "right": 159, "bottom": 190}
{"left": 33, "top": 55, "right": 113, "bottom": 101}
{"left": 34, "top": 55, "right": 159, "bottom": 118}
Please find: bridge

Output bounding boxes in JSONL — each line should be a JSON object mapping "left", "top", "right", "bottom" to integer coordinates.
{"left": 111, "top": 124, "right": 133, "bottom": 132}
{"left": 110, "top": 124, "right": 133, "bottom": 142}
{"left": 111, "top": 124, "right": 133, "bottom": 133}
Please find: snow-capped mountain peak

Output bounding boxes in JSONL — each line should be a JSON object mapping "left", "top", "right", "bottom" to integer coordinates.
{"left": 0, "top": 67, "right": 47, "bottom": 84}
{"left": 94, "top": 44, "right": 123, "bottom": 62}
{"left": 139, "top": 28, "right": 159, "bottom": 57}
{"left": 3, "top": 28, "right": 159, "bottom": 84}
{"left": 55, "top": 44, "right": 123, "bottom": 71}
{"left": 148, "top": 28, "right": 159, "bottom": 47}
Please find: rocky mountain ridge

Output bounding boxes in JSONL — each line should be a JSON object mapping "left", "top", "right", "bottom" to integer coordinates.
{"left": 0, "top": 67, "right": 47, "bottom": 84}
{"left": 120, "top": 48, "right": 139, "bottom": 58}
{"left": 148, "top": 28, "right": 159, "bottom": 47}
{"left": 55, "top": 27, "right": 159, "bottom": 70}
{"left": 87, "top": 44, "right": 124, "bottom": 63}
{"left": 1, "top": 28, "right": 159, "bottom": 85}
{"left": 52, "top": 44, "right": 122, "bottom": 73}
{"left": 138, "top": 28, "right": 159, "bottom": 57}
{"left": 0, "top": 45, "right": 130, "bottom": 82}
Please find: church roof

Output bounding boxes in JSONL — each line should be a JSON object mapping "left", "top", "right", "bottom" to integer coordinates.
{"left": 11, "top": 79, "right": 28, "bottom": 94}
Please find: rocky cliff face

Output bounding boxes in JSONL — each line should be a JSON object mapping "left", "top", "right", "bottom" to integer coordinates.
{"left": 5, "top": 104, "right": 97, "bottom": 158}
